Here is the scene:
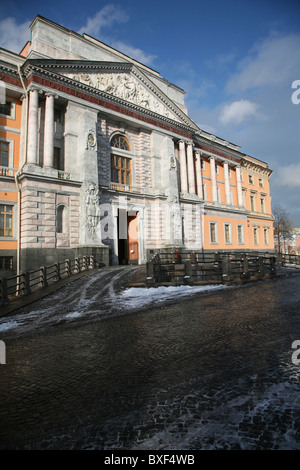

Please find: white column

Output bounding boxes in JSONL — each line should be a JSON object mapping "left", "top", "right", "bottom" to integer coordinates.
{"left": 236, "top": 165, "right": 244, "bottom": 207}
{"left": 195, "top": 151, "right": 203, "bottom": 198}
{"left": 27, "top": 89, "right": 39, "bottom": 165}
{"left": 179, "top": 140, "right": 188, "bottom": 193}
{"left": 209, "top": 156, "right": 218, "bottom": 202}
{"left": 223, "top": 161, "right": 231, "bottom": 205}
{"left": 186, "top": 142, "right": 195, "bottom": 194}
{"left": 19, "top": 94, "right": 28, "bottom": 167}
{"left": 43, "top": 93, "right": 55, "bottom": 167}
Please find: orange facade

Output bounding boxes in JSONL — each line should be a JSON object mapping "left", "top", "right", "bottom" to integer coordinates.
{"left": 0, "top": 92, "right": 22, "bottom": 260}
{"left": 199, "top": 155, "right": 274, "bottom": 252}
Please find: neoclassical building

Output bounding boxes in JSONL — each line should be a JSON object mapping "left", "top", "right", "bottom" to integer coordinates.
{"left": 0, "top": 16, "right": 274, "bottom": 276}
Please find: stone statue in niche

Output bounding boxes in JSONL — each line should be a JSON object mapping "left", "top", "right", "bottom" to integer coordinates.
{"left": 85, "top": 182, "right": 100, "bottom": 234}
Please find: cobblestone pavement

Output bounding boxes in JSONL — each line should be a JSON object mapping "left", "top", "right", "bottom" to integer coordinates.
{"left": 0, "top": 267, "right": 300, "bottom": 450}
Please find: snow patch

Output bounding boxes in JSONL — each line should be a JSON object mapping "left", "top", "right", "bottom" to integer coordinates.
{"left": 119, "top": 284, "right": 227, "bottom": 309}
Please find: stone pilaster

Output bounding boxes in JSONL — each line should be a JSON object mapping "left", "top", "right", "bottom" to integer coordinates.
{"left": 195, "top": 151, "right": 203, "bottom": 198}
{"left": 236, "top": 165, "right": 244, "bottom": 207}
{"left": 209, "top": 156, "right": 218, "bottom": 202}
{"left": 179, "top": 140, "right": 188, "bottom": 193}
{"left": 43, "top": 93, "right": 56, "bottom": 168}
{"left": 27, "top": 89, "right": 39, "bottom": 165}
{"left": 186, "top": 142, "right": 195, "bottom": 194}
{"left": 223, "top": 161, "right": 231, "bottom": 205}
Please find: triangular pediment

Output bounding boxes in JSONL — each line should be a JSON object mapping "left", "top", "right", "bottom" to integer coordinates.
{"left": 24, "top": 59, "right": 198, "bottom": 129}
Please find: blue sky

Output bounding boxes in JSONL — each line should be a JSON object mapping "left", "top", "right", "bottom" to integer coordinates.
{"left": 1, "top": 0, "right": 300, "bottom": 225}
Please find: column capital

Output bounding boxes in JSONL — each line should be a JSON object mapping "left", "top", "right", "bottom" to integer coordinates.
{"left": 45, "top": 92, "right": 58, "bottom": 99}
{"left": 28, "top": 86, "right": 43, "bottom": 95}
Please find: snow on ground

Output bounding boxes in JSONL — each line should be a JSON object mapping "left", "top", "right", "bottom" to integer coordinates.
{"left": 118, "top": 284, "right": 227, "bottom": 309}
{"left": 0, "top": 282, "right": 227, "bottom": 338}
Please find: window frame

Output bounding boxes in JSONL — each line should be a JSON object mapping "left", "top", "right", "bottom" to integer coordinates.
{"left": 0, "top": 204, "right": 13, "bottom": 237}
{"left": 111, "top": 154, "right": 132, "bottom": 186}
{"left": 0, "top": 137, "right": 14, "bottom": 168}
{"left": 224, "top": 223, "right": 232, "bottom": 244}
{"left": 237, "top": 224, "right": 245, "bottom": 245}
{"left": 264, "top": 227, "right": 269, "bottom": 245}
{"left": 110, "top": 134, "right": 131, "bottom": 151}
{"left": 209, "top": 221, "right": 218, "bottom": 244}
{"left": 253, "top": 227, "right": 259, "bottom": 245}
{"left": 0, "top": 97, "right": 16, "bottom": 120}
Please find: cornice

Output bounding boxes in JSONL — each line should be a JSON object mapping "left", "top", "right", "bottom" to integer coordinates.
{"left": 22, "top": 59, "right": 197, "bottom": 131}
{"left": 241, "top": 158, "right": 272, "bottom": 177}
{"left": 24, "top": 70, "right": 195, "bottom": 139}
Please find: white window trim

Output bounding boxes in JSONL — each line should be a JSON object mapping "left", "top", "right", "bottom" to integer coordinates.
{"left": 0, "top": 200, "right": 17, "bottom": 240}
{"left": 209, "top": 221, "right": 218, "bottom": 244}
{"left": 237, "top": 224, "right": 245, "bottom": 245}
{"left": 253, "top": 227, "right": 259, "bottom": 245}
{"left": 264, "top": 227, "right": 269, "bottom": 245}
{"left": 224, "top": 222, "right": 232, "bottom": 244}
{"left": 0, "top": 137, "right": 14, "bottom": 168}
{"left": 0, "top": 97, "right": 16, "bottom": 121}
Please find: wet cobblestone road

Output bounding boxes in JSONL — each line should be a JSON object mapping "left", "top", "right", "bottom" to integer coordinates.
{"left": 0, "top": 267, "right": 300, "bottom": 450}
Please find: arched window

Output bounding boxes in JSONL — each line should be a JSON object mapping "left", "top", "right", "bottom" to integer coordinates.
{"left": 110, "top": 134, "right": 130, "bottom": 151}
{"left": 110, "top": 134, "right": 132, "bottom": 186}
{"left": 56, "top": 205, "right": 68, "bottom": 233}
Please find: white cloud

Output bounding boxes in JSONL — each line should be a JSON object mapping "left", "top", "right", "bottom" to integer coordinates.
{"left": 226, "top": 33, "right": 300, "bottom": 93}
{"left": 78, "top": 4, "right": 129, "bottom": 37}
{"left": 0, "top": 17, "right": 30, "bottom": 53}
{"left": 272, "top": 162, "right": 300, "bottom": 188}
{"left": 110, "top": 40, "right": 156, "bottom": 66}
{"left": 78, "top": 6, "right": 156, "bottom": 66}
{"left": 219, "top": 100, "right": 260, "bottom": 125}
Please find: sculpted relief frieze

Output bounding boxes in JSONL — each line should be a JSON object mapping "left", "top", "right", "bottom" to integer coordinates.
{"left": 64, "top": 72, "right": 179, "bottom": 121}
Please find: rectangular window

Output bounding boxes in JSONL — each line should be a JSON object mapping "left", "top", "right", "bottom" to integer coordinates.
{"left": 0, "top": 256, "right": 13, "bottom": 271}
{"left": 111, "top": 155, "right": 131, "bottom": 185}
{"left": 0, "top": 204, "right": 13, "bottom": 237}
{"left": 259, "top": 178, "right": 264, "bottom": 188}
{"left": 249, "top": 174, "right": 254, "bottom": 184}
{"left": 250, "top": 194, "right": 256, "bottom": 212}
{"left": 210, "top": 222, "right": 218, "bottom": 244}
{"left": 224, "top": 223, "right": 232, "bottom": 244}
{"left": 237, "top": 225, "right": 244, "bottom": 244}
{"left": 260, "top": 197, "right": 265, "bottom": 213}
{"left": 0, "top": 141, "right": 9, "bottom": 167}
{"left": 253, "top": 227, "right": 259, "bottom": 245}
{"left": 264, "top": 228, "right": 269, "bottom": 245}
{"left": 0, "top": 102, "right": 11, "bottom": 116}
{"left": 202, "top": 183, "right": 207, "bottom": 200}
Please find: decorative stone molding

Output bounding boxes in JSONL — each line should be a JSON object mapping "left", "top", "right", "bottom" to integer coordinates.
{"left": 169, "top": 154, "right": 177, "bottom": 171}
{"left": 85, "top": 182, "right": 100, "bottom": 234}
{"left": 64, "top": 71, "right": 179, "bottom": 122}
{"left": 86, "top": 129, "right": 97, "bottom": 151}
